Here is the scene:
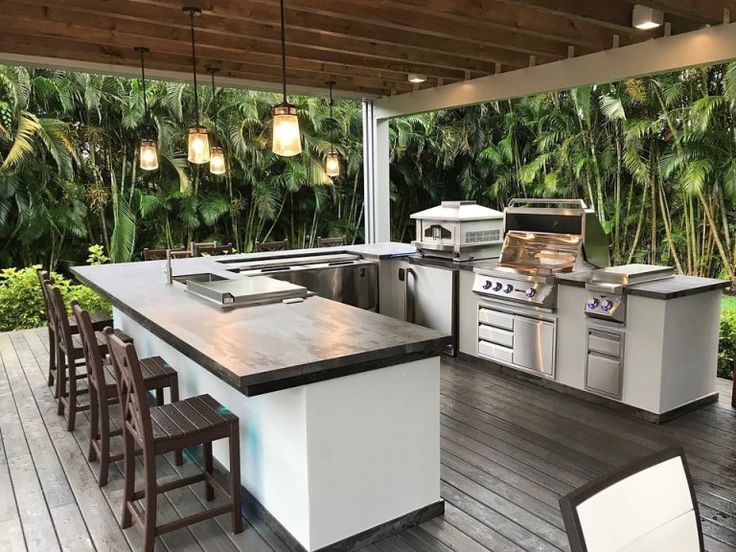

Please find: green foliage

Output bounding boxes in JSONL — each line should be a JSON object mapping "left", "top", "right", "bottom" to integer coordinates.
{"left": 719, "top": 296, "right": 736, "bottom": 380}
{"left": 86, "top": 244, "right": 109, "bottom": 265}
{"left": 0, "top": 265, "right": 110, "bottom": 332}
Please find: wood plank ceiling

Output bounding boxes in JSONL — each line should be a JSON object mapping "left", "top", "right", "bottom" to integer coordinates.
{"left": 0, "top": 0, "right": 731, "bottom": 97}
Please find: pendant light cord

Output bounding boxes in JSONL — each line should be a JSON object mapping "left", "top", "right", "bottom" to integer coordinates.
{"left": 139, "top": 49, "right": 149, "bottom": 122}
{"left": 188, "top": 9, "right": 201, "bottom": 126}
{"left": 280, "top": 0, "right": 287, "bottom": 102}
{"left": 328, "top": 81, "right": 335, "bottom": 151}
{"left": 210, "top": 69, "right": 218, "bottom": 146}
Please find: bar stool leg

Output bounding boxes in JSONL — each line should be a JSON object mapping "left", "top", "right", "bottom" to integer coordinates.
{"left": 204, "top": 441, "right": 214, "bottom": 501}
{"left": 171, "top": 378, "right": 184, "bottom": 466}
{"left": 155, "top": 388, "right": 164, "bottom": 405}
{"left": 121, "top": 430, "right": 135, "bottom": 529}
{"left": 143, "top": 450, "right": 158, "bottom": 552}
{"left": 229, "top": 423, "right": 243, "bottom": 534}
{"left": 56, "top": 353, "right": 67, "bottom": 415}
{"left": 98, "top": 405, "right": 112, "bottom": 487}
{"left": 66, "top": 356, "right": 79, "bottom": 432}
{"left": 47, "top": 326, "right": 55, "bottom": 388}
{"left": 88, "top": 388, "right": 99, "bottom": 462}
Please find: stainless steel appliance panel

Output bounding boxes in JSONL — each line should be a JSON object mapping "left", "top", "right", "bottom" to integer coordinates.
{"left": 478, "top": 308, "right": 514, "bottom": 331}
{"left": 478, "top": 325, "right": 514, "bottom": 348}
{"left": 512, "top": 316, "right": 555, "bottom": 377}
{"left": 405, "top": 263, "right": 458, "bottom": 355}
{"left": 478, "top": 340, "right": 513, "bottom": 364}
{"left": 586, "top": 353, "right": 623, "bottom": 399}
{"left": 268, "top": 262, "right": 378, "bottom": 311}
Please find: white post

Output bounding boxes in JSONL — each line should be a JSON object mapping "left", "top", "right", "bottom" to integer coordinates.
{"left": 362, "top": 99, "right": 391, "bottom": 243}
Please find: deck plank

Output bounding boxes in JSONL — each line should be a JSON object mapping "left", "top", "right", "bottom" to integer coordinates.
{"left": 4, "top": 327, "right": 736, "bottom": 552}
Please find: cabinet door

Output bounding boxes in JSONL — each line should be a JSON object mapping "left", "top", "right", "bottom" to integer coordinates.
{"left": 408, "top": 264, "right": 456, "bottom": 338}
{"left": 512, "top": 316, "right": 555, "bottom": 377}
{"left": 378, "top": 259, "right": 409, "bottom": 320}
{"left": 586, "top": 353, "right": 622, "bottom": 399}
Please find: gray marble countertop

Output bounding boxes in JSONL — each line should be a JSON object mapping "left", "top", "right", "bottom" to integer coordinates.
{"left": 557, "top": 271, "right": 729, "bottom": 299}
{"left": 72, "top": 248, "right": 448, "bottom": 396}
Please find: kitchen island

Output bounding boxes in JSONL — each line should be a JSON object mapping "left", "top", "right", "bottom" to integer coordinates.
{"left": 72, "top": 246, "right": 448, "bottom": 552}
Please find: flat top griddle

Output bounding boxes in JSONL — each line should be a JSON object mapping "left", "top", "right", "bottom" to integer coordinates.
{"left": 186, "top": 276, "right": 308, "bottom": 308}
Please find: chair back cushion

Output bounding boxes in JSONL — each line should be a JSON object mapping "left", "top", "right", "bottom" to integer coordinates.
{"left": 105, "top": 330, "right": 153, "bottom": 446}
{"left": 560, "top": 447, "right": 702, "bottom": 552}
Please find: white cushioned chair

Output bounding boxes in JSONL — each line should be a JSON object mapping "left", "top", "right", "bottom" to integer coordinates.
{"left": 559, "top": 447, "right": 703, "bottom": 552}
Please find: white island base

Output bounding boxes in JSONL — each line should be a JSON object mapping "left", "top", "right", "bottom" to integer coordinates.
{"left": 114, "top": 309, "right": 442, "bottom": 551}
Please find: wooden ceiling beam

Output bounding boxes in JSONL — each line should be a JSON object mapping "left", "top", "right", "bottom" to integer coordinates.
{"left": 0, "top": 33, "right": 397, "bottom": 96}
{"left": 5, "top": 0, "right": 527, "bottom": 74}
{"left": 327, "top": 0, "right": 649, "bottom": 48}
{"left": 505, "top": 0, "right": 700, "bottom": 34}
{"left": 621, "top": 0, "right": 732, "bottom": 25}
{"left": 122, "top": 0, "right": 574, "bottom": 59}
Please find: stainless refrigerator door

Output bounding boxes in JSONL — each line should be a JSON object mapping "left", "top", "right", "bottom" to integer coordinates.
{"left": 406, "top": 263, "right": 458, "bottom": 355}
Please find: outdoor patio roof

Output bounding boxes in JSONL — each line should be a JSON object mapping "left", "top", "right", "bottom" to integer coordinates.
{"left": 0, "top": 0, "right": 732, "bottom": 98}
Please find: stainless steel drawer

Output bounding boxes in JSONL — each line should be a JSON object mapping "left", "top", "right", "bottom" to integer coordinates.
{"left": 478, "top": 340, "right": 513, "bottom": 364}
{"left": 478, "top": 324, "right": 513, "bottom": 347}
{"left": 586, "top": 352, "right": 622, "bottom": 399}
{"left": 478, "top": 308, "right": 514, "bottom": 331}
{"left": 588, "top": 330, "right": 621, "bottom": 357}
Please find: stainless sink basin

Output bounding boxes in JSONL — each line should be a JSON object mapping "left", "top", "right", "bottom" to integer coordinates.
{"left": 172, "top": 272, "right": 227, "bottom": 285}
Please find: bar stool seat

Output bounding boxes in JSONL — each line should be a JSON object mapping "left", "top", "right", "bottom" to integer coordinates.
{"left": 150, "top": 395, "right": 237, "bottom": 450}
{"left": 72, "top": 331, "right": 108, "bottom": 353}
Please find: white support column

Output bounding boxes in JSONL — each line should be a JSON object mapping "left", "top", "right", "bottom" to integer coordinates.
{"left": 362, "top": 99, "right": 391, "bottom": 243}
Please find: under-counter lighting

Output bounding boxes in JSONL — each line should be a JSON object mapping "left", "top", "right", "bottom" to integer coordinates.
{"left": 408, "top": 73, "right": 426, "bottom": 84}
{"left": 632, "top": 4, "right": 664, "bottom": 30}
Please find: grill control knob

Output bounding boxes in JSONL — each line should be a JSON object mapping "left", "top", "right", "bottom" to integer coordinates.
{"left": 525, "top": 288, "right": 537, "bottom": 298}
{"left": 600, "top": 299, "right": 614, "bottom": 312}
{"left": 586, "top": 298, "right": 600, "bottom": 309}
{"left": 503, "top": 284, "right": 514, "bottom": 294}
{"left": 482, "top": 280, "right": 493, "bottom": 290}
{"left": 493, "top": 282, "right": 503, "bottom": 292}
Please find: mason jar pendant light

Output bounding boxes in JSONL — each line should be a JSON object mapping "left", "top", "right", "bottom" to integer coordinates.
{"left": 272, "top": 0, "right": 301, "bottom": 156}
{"left": 135, "top": 47, "right": 158, "bottom": 171}
{"left": 208, "top": 67, "right": 226, "bottom": 175}
{"left": 184, "top": 6, "right": 209, "bottom": 164}
{"left": 325, "top": 80, "right": 340, "bottom": 178}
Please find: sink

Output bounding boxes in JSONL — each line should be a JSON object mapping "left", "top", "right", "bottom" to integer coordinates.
{"left": 172, "top": 272, "right": 227, "bottom": 285}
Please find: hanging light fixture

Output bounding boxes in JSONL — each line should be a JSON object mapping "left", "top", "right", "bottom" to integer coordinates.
{"left": 184, "top": 6, "right": 209, "bottom": 164}
{"left": 208, "top": 67, "right": 226, "bottom": 175}
{"left": 272, "top": 0, "right": 301, "bottom": 156}
{"left": 135, "top": 47, "right": 158, "bottom": 171}
{"left": 324, "top": 81, "right": 339, "bottom": 178}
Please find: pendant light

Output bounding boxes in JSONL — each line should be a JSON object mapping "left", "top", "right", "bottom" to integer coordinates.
{"left": 272, "top": 0, "right": 301, "bottom": 156}
{"left": 208, "top": 67, "right": 226, "bottom": 175}
{"left": 324, "top": 81, "right": 340, "bottom": 178}
{"left": 184, "top": 6, "right": 209, "bottom": 164}
{"left": 135, "top": 47, "right": 158, "bottom": 171}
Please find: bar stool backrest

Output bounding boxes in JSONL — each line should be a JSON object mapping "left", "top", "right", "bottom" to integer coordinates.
{"left": 106, "top": 331, "right": 153, "bottom": 447}
{"left": 72, "top": 303, "right": 106, "bottom": 398}
{"left": 36, "top": 269, "right": 53, "bottom": 324}
{"left": 255, "top": 239, "right": 289, "bottom": 252}
{"left": 194, "top": 242, "right": 233, "bottom": 257}
{"left": 559, "top": 447, "right": 702, "bottom": 552}
{"left": 45, "top": 282, "right": 73, "bottom": 354}
{"left": 317, "top": 235, "right": 346, "bottom": 248}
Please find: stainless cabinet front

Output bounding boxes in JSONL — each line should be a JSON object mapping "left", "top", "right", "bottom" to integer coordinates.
{"left": 512, "top": 316, "right": 555, "bottom": 377}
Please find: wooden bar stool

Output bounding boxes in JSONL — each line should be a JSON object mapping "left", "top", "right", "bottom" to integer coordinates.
{"left": 72, "top": 304, "right": 183, "bottom": 486}
{"left": 193, "top": 242, "right": 233, "bottom": 257}
{"left": 45, "top": 281, "right": 109, "bottom": 431}
{"left": 317, "top": 235, "right": 346, "bottom": 247}
{"left": 105, "top": 331, "right": 243, "bottom": 551}
{"left": 37, "top": 269, "right": 111, "bottom": 396}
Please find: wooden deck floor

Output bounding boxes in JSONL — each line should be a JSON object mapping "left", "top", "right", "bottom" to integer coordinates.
{"left": 1, "top": 327, "right": 734, "bottom": 552}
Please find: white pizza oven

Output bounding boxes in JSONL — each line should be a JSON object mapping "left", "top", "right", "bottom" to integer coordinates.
{"left": 410, "top": 201, "right": 504, "bottom": 261}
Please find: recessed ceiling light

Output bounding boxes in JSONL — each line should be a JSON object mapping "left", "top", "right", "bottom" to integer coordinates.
{"left": 632, "top": 4, "right": 664, "bottom": 30}
{"left": 408, "top": 73, "right": 427, "bottom": 84}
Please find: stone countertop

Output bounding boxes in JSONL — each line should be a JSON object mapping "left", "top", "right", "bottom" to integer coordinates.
{"left": 72, "top": 252, "right": 448, "bottom": 397}
{"left": 557, "top": 271, "right": 729, "bottom": 299}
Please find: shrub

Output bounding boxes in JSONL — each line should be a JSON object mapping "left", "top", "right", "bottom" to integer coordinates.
{"left": 0, "top": 265, "right": 111, "bottom": 332}
{"left": 719, "top": 298, "right": 736, "bottom": 380}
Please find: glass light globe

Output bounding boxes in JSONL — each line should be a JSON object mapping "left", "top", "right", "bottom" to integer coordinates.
{"left": 188, "top": 126, "right": 210, "bottom": 164}
{"left": 325, "top": 149, "right": 340, "bottom": 178}
{"left": 272, "top": 102, "right": 301, "bottom": 156}
{"left": 209, "top": 146, "right": 226, "bottom": 175}
{"left": 139, "top": 139, "right": 159, "bottom": 171}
